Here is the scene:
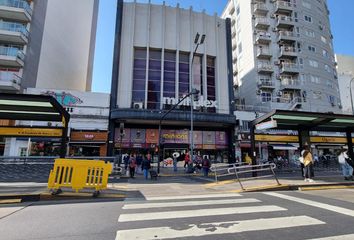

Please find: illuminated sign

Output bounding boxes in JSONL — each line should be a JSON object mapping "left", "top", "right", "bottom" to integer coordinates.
{"left": 162, "top": 95, "right": 217, "bottom": 108}
{"left": 0, "top": 127, "right": 63, "bottom": 137}
{"left": 255, "top": 135, "right": 299, "bottom": 142}
{"left": 256, "top": 120, "right": 277, "bottom": 130}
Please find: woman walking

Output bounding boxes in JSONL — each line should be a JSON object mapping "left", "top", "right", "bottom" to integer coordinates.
{"left": 128, "top": 154, "right": 137, "bottom": 178}
{"left": 303, "top": 147, "right": 314, "bottom": 182}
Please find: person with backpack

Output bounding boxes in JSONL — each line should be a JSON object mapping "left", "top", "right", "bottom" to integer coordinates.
{"left": 141, "top": 156, "right": 151, "bottom": 180}
{"left": 303, "top": 146, "right": 314, "bottom": 182}
{"left": 202, "top": 156, "right": 211, "bottom": 177}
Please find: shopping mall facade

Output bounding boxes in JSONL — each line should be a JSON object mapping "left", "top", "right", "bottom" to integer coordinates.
{"left": 107, "top": 1, "right": 236, "bottom": 163}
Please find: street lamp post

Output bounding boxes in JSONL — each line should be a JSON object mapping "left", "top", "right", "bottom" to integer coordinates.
{"left": 190, "top": 33, "right": 205, "bottom": 162}
{"left": 349, "top": 77, "right": 354, "bottom": 114}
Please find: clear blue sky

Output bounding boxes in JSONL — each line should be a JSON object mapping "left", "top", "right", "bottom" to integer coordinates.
{"left": 92, "top": 0, "right": 354, "bottom": 93}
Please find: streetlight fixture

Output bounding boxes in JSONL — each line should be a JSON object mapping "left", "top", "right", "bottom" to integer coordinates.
{"left": 190, "top": 32, "right": 206, "bottom": 162}
{"left": 349, "top": 77, "right": 354, "bottom": 114}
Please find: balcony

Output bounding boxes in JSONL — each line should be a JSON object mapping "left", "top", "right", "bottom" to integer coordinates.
{"left": 277, "top": 31, "right": 298, "bottom": 42}
{"left": 0, "top": 0, "right": 32, "bottom": 22}
{"left": 257, "top": 62, "right": 274, "bottom": 73}
{"left": 280, "top": 78, "right": 301, "bottom": 90}
{"left": 280, "top": 62, "right": 299, "bottom": 74}
{"left": 276, "top": 16, "right": 294, "bottom": 28}
{"left": 254, "top": 3, "right": 268, "bottom": 14}
{"left": 0, "top": 70, "right": 21, "bottom": 91}
{"left": 255, "top": 17, "right": 270, "bottom": 29}
{"left": 255, "top": 32, "right": 271, "bottom": 44}
{"left": 279, "top": 46, "right": 297, "bottom": 59}
{"left": 258, "top": 79, "right": 275, "bottom": 89}
{"left": 0, "top": 21, "right": 28, "bottom": 44}
{"left": 271, "top": 96, "right": 302, "bottom": 110}
{"left": 274, "top": 0, "right": 295, "bottom": 13}
{"left": 257, "top": 47, "right": 272, "bottom": 59}
{"left": 233, "top": 64, "right": 238, "bottom": 75}
{"left": 0, "top": 46, "right": 25, "bottom": 67}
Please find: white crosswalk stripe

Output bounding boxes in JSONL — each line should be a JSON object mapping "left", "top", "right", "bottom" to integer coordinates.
{"left": 118, "top": 205, "right": 286, "bottom": 222}
{"left": 122, "top": 198, "right": 261, "bottom": 209}
{"left": 116, "top": 193, "right": 329, "bottom": 239}
{"left": 116, "top": 216, "right": 324, "bottom": 240}
{"left": 307, "top": 234, "right": 354, "bottom": 240}
{"left": 145, "top": 193, "right": 242, "bottom": 201}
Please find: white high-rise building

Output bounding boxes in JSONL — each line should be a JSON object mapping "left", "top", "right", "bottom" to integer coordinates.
{"left": 222, "top": 0, "right": 340, "bottom": 113}
{"left": 336, "top": 54, "right": 354, "bottom": 115}
{"left": 0, "top": 0, "right": 98, "bottom": 93}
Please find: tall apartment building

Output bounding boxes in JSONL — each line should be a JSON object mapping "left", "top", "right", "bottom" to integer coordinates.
{"left": 336, "top": 54, "right": 354, "bottom": 114}
{"left": 222, "top": 0, "right": 341, "bottom": 113}
{"left": 0, "top": 0, "right": 98, "bottom": 93}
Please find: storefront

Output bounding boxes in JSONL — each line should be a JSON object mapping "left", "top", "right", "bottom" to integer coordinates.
{"left": 69, "top": 131, "right": 108, "bottom": 156}
{"left": 114, "top": 127, "right": 230, "bottom": 163}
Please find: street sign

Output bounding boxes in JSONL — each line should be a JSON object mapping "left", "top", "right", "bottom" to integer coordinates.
{"left": 255, "top": 120, "right": 277, "bottom": 130}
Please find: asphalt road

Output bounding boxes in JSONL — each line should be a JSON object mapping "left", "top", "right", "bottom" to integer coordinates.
{"left": 2, "top": 190, "right": 354, "bottom": 240}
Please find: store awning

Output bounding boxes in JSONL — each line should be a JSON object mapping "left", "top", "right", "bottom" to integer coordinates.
{"left": 270, "top": 144, "right": 298, "bottom": 150}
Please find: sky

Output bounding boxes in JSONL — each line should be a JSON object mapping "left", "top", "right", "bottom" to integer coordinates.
{"left": 92, "top": 0, "right": 354, "bottom": 93}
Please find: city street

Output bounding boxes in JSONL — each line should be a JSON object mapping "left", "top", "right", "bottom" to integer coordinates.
{"left": 2, "top": 189, "right": 354, "bottom": 240}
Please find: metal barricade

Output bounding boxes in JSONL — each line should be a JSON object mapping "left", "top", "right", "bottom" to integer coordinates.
{"left": 210, "top": 162, "right": 247, "bottom": 182}
{"left": 227, "top": 163, "right": 280, "bottom": 190}
{"left": 48, "top": 158, "right": 112, "bottom": 196}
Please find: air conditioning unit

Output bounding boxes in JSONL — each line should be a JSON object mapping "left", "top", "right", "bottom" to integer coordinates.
{"left": 276, "top": 91, "right": 283, "bottom": 96}
{"left": 133, "top": 102, "right": 144, "bottom": 109}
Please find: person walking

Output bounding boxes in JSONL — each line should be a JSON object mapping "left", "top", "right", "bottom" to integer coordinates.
{"left": 184, "top": 151, "right": 190, "bottom": 168}
{"left": 172, "top": 153, "right": 178, "bottom": 172}
{"left": 141, "top": 156, "right": 151, "bottom": 180}
{"left": 338, "top": 149, "right": 353, "bottom": 181}
{"left": 202, "top": 156, "right": 211, "bottom": 177}
{"left": 303, "top": 147, "right": 314, "bottom": 182}
{"left": 128, "top": 154, "right": 137, "bottom": 178}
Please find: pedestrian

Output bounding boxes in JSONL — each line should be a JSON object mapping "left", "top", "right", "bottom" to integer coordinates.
{"left": 303, "top": 146, "right": 314, "bottom": 182}
{"left": 123, "top": 154, "right": 129, "bottom": 171}
{"left": 141, "top": 156, "right": 151, "bottom": 180}
{"left": 338, "top": 149, "right": 353, "bottom": 181}
{"left": 172, "top": 153, "right": 178, "bottom": 172}
{"left": 136, "top": 154, "right": 143, "bottom": 174}
{"left": 128, "top": 154, "right": 137, "bottom": 178}
{"left": 184, "top": 151, "right": 190, "bottom": 168}
{"left": 202, "top": 156, "right": 211, "bottom": 177}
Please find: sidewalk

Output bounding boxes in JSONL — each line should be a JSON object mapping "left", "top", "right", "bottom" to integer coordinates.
{"left": 1, "top": 170, "right": 353, "bottom": 203}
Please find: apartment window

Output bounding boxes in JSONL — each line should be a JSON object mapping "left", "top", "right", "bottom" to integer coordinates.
{"left": 304, "top": 15, "right": 312, "bottom": 23}
{"left": 261, "top": 92, "right": 271, "bottom": 102}
{"left": 328, "top": 95, "right": 335, "bottom": 106}
{"left": 308, "top": 45, "right": 316, "bottom": 52}
{"left": 207, "top": 56, "right": 216, "bottom": 113}
{"left": 238, "top": 43, "right": 242, "bottom": 54}
{"left": 236, "top": 6, "right": 240, "bottom": 16}
{"left": 324, "top": 64, "right": 331, "bottom": 73}
{"left": 178, "top": 52, "right": 190, "bottom": 98}
{"left": 309, "top": 59, "right": 318, "bottom": 68}
{"left": 302, "top": 1, "right": 311, "bottom": 9}
{"left": 304, "top": 29, "right": 315, "bottom": 38}
{"left": 313, "top": 91, "right": 322, "bottom": 99}
{"left": 310, "top": 75, "right": 320, "bottom": 84}
{"left": 322, "top": 49, "right": 329, "bottom": 58}
{"left": 132, "top": 48, "right": 147, "bottom": 105}
{"left": 163, "top": 51, "right": 176, "bottom": 98}
{"left": 321, "top": 36, "right": 327, "bottom": 44}
{"left": 193, "top": 55, "right": 203, "bottom": 96}
{"left": 147, "top": 49, "right": 162, "bottom": 109}
{"left": 299, "top": 58, "right": 304, "bottom": 68}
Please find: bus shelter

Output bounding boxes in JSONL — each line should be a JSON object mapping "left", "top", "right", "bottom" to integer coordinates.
{"left": 0, "top": 93, "right": 70, "bottom": 157}
{"left": 250, "top": 110, "right": 354, "bottom": 166}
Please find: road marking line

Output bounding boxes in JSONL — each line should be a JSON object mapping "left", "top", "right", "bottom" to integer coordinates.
{"left": 145, "top": 193, "right": 242, "bottom": 201}
{"left": 115, "top": 216, "right": 324, "bottom": 240}
{"left": 123, "top": 198, "right": 261, "bottom": 209}
{"left": 118, "top": 205, "right": 286, "bottom": 222}
{"left": 308, "top": 234, "right": 354, "bottom": 240}
{"left": 264, "top": 192, "right": 354, "bottom": 217}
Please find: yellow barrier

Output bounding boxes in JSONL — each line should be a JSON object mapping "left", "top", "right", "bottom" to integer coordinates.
{"left": 48, "top": 159, "right": 112, "bottom": 193}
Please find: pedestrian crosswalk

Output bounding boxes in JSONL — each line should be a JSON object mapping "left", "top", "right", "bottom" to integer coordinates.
{"left": 115, "top": 192, "right": 351, "bottom": 240}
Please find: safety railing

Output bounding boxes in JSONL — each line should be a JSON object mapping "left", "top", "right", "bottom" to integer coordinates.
{"left": 48, "top": 158, "right": 112, "bottom": 196}
{"left": 211, "top": 162, "right": 280, "bottom": 190}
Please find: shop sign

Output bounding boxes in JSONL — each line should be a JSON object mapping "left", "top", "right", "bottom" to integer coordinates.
{"left": 193, "top": 131, "right": 203, "bottom": 144}
{"left": 0, "top": 127, "right": 63, "bottom": 137}
{"left": 256, "top": 120, "right": 277, "bottom": 130}
{"left": 216, "top": 145, "right": 228, "bottom": 149}
{"left": 70, "top": 131, "right": 107, "bottom": 141}
{"left": 114, "top": 128, "right": 131, "bottom": 143}
{"left": 255, "top": 134, "right": 299, "bottom": 143}
{"left": 131, "top": 129, "right": 146, "bottom": 143}
{"left": 310, "top": 136, "right": 347, "bottom": 144}
{"left": 146, "top": 129, "right": 159, "bottom": 143}
{"left": 215, "top": 131, "right": 228, "bottom": 145}
{"left": 175, "top": 130, "right": 189, "bottom": 143}
{"left": 203, "top": 131, "right": 215, "bottom": 144}
{"left": 162, "top": 95, "right": 217, "bottom": 108}
{"left": 203, "top": 144, "right": 216, "bottom": 150}
{"left": 162, "top": 130, "right": 176, "bottom": 143}
{"left": 42, "top": 91, "right": 83, "bottom": 106}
